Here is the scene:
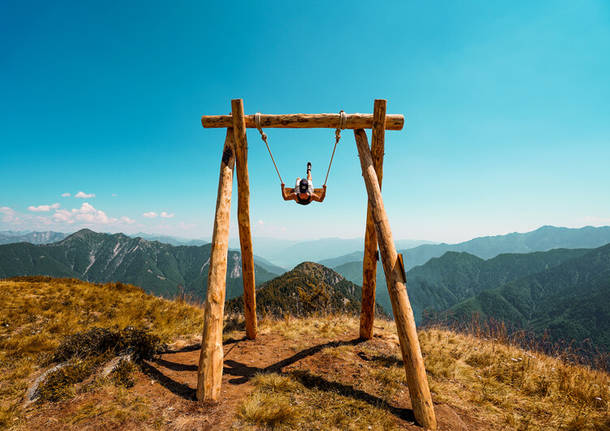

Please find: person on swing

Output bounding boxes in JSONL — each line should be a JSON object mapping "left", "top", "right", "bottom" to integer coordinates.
{"left": 281, "top": 162, "right": 326, "bottom": 205}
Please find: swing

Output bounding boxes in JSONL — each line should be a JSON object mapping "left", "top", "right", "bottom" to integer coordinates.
{"left": 254, "top": 111, "right": 346, "bottom": 202}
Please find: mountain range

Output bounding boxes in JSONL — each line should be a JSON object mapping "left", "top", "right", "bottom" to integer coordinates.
{"left": 446, "top": 243, "right": 610, "bottom": 354}
{"left": 256, "top": 237, "right": 434, "bottom": 268}
{"left": 1, "top": 225, "right": 608, "bottom": 356}
{"left": 329, "top": 225, "right": 610, "bottom": 272}
{"left": 334, "top": 247, "right": 592, "bottom": 322}
{"left": 326, "top": 244, "right": 609, "bottom": 361}
{"left": 0, "top": 230, "right": 432, "bottom": 269}
{"left": 332, "top": 225, "right": 610, "bottom": 313}
{"left": 0, "top": 229, "right": 277, "bottom": 301}
{"left": 0, "top": 230, "right": 68, "bottom": 245}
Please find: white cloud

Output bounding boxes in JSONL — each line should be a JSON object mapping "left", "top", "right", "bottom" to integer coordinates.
{"left": 61, "top": 192, "right": 71, "bottom": 197}
{"left": 160, "top": 211, "right": 175, "bottom": 218}
{"left": 28, "top": 203, "right": 60, "bottom": 212}
{"left": 1, "top": 203, "right": 138, "bottom": 232}
{"left": 111, "top": 193, "right": 118, "bottom": 197}
{"left": 120, "top": 216, "right": 135, "bottom": 224}
{"left": 75, "top": 191, "right": 95, "bottom": 199}
{"left": 53, "top": 209, "right": 74, "bottom": 223}
{"left": 74, "top": 202, "right": 113, "bottom": 224}
{"left": 257, "top": 219, "right": 264, "bottom": 225}
{"left": 143, "top": 212, "right": 157, "bottom": 218}
{"left": 50, "top": 202, "right": 115, "bottom": 225}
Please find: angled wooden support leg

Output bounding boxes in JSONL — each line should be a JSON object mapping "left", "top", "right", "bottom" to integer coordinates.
{"left": 360, "top": 99, "right": 387, "bottom": 340}
{"left": 197, "top": 129, "right": 236, "bottom": 402}
{"left": 231, "top": 99, "right": 257, "bottom": 340}
{"left": 354, "top": 129, "right": 437, "bottom": 430}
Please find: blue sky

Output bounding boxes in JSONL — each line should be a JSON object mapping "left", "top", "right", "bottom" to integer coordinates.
{"left": 1, "top": 1, "right": 609, "bottom": 243}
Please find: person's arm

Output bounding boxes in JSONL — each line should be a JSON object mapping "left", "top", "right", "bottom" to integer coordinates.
{"left": 312, "top": 185, "right": 327, "bottom": 202}
{"left": 281, "top": 183, "right": 295, "bottom": 201}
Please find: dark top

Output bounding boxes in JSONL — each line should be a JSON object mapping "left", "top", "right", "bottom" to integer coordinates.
{"left": 295, "top": 193, "right": 312, "bottom": 205}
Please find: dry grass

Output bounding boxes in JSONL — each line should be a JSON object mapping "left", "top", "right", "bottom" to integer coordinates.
{"left": 1, "top": 277, "right": 608, "bottom": 430}
{"left": 235, "top": 373, "right": 397, "bottom": 431}
{"left": 234, "top": 315, "right": 609, "bottom": 431}
{"left": 419, "top": 328, "right": 609, "bottom": 430}
{"left": 0, "top": 277, "right": 203, "bottom": 429}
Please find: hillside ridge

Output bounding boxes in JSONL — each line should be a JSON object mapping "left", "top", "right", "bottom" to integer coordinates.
{"left": 227, "top": 261, "right": 387, "bottom": 317}
{"left": 0, "top": 229, "right": 277, "bottom": 301}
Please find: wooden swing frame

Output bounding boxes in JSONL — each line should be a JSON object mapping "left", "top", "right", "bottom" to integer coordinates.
{"left": 196, "top": 99, "right": 437, "bottom": 429}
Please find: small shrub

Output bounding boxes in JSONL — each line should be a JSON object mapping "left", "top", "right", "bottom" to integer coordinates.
{"left": 51, "top": 326, "right": 163, "bottom": 363}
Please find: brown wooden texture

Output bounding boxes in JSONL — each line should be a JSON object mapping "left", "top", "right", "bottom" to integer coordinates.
{"left": 360, "top": 99, "right": 387, "bottom": 340}
{"left": 231, "top": 99, "right": 257, "bottom": 340}
{"left": 201, "top": 112, "right": 404, "bottom": 130}
{"left": 354, "top": 129, "right": 437, "bottom": 430}
{"left": 196, "top": 129, "right": 235, "bottom": 402}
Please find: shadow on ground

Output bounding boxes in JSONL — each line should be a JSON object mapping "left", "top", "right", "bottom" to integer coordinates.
{"left": 143, "top": 337, "right": 415, "bottom": 423}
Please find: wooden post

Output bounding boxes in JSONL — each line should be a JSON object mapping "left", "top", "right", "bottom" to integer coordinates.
{"left": 231, "top": 99, "right": 257, "bottom": 340}
{"left": 354, "top": 129, "right": 437, "bottom": 430}
{"left": 360, "top": 99, "right": 386, "bottom": 339}
{"left": 196, "top": 129, "right": 236, "bottom": 402}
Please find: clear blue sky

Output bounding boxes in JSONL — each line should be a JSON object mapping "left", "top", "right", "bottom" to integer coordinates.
{"left": 1, "top": 1, "right": 609, "bottom": 243}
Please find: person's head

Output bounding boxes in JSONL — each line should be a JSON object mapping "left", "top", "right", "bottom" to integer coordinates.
{"left": 299, "top": 178, "right": 309, "bottom": 194}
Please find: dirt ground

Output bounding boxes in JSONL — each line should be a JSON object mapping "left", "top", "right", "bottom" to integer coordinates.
{"left": 21, "top": 329, "right": 486, "bottom": 430}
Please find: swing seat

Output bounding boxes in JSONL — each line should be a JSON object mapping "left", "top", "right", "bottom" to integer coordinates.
{"left": 283, "top": 187, "right": 326, "bottom": 197}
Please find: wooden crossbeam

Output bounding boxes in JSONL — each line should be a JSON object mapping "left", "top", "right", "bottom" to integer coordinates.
{"left": 201, "top": 113, "right": 404, "bottom": 130}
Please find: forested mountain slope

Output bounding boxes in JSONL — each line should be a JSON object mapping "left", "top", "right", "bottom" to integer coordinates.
{"left": 448, "top": 243, "right": 610, "bottom": 353}
{"left": 335, "top": 247, "right": 591, "bottom": 323}
{"left": 0, "top": 229, "right": 277, "bottom": 300}
{"left": 227, "top": 262, "right": 387, "bottom": 317}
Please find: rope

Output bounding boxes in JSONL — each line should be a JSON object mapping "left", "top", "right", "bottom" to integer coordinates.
{"left": 323, "top": 110, "right": 346, "bottom": 186}
{"left": 255, "top": 113, "right": 284, "bottom": 184}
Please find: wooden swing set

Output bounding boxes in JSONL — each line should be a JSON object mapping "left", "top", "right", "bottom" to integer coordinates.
{"left": 197, "top": 99, "right": 437, "bottom": 430}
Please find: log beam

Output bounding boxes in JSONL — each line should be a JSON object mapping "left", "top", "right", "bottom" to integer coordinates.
{"left": 196, "top": 129, "right": 235, "bottom": 402}
{"left": 354, "top": 129, "right": 437, "bottom": 430}
{"left": 360, "top": 99, "right": 386, "bottom": 340}
{"left": 202, "top": 113, "right": 404, "bottom": 130}
{"left": 231, "top": 99, "right": 257, "bottom": 340}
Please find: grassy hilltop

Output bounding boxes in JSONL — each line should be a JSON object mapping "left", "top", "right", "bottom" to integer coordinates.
{"left": 0, "top": 277, "right": 608, "bottom": 430}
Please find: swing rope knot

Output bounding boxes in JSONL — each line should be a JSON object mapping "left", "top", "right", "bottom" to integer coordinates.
{"left": 335, "top": 110, "right": 346, "bottom": 142}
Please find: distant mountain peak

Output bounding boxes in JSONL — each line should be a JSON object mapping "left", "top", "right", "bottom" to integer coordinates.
{"left": 68, "top": 228, "right": 99, "bottom": 239}
{"left": 227, "top": 261, "right": 386, "bottom": 318}
{"left": 293, "top": 261, "right": 327, "bottom": 272}
{"left": 292, "top": 261, "right": 344, "bottom": 286}
{"left": 59, "top": 228, "right": 105, "bottom": 244}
